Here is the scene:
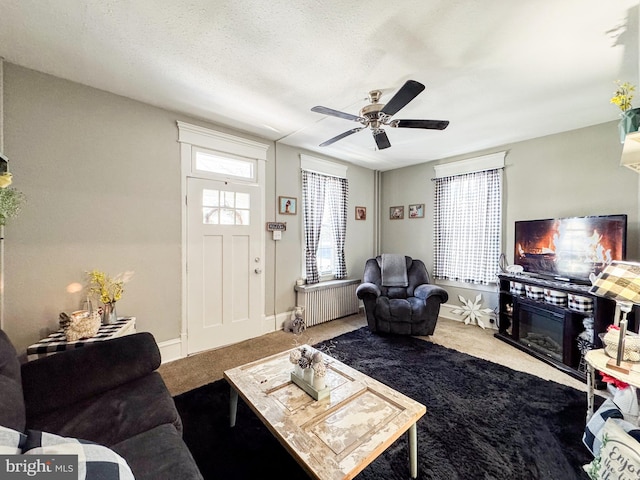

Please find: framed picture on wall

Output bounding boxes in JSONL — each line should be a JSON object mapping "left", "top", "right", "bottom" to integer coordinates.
{"left": 390, "top": 206, "right": 404, "bottom": 220}
{"left": 355, "top": 206, "right": 366, "bottom": 220}
{"left": 279, "top": 196, "right": 297, "bottom": 215}
{"left": 409, "top": 204, "right": 425, "bottom": 218}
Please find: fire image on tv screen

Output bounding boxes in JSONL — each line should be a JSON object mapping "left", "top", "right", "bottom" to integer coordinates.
{"left": 514, "top": 214, "right": 627, "bottom": 283}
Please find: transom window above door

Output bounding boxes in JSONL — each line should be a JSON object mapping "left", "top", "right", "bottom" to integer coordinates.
{"left": 193, "top": 148, "right": 256, "bottom": 181}
{"left": 202, "top": 189, "right": 250, "bottom": 225}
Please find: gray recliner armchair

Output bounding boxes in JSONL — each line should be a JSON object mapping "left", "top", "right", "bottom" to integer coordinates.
{"left": 356, "top": 255, "right": 449, "bottom": 335}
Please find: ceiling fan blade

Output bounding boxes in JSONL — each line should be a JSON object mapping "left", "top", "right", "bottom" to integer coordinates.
{"left": 319, "top": 127, "right": 364, "bottom": 147}
{"left": 311, "top": 106, "right": 364, "bottom": 122}
{"left": 379, "top": 80, "right": 425, "bottom": 117}
{"left": 373, "top": 130, "right": 391, "bottom": 150}
{"left": 392, "top": 119, "right": 450, "bottom": 130}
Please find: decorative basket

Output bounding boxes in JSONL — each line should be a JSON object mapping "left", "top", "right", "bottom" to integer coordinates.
{"left": 64, "top": 310, "right": 102, "bottom": 342}
{"left": 525, "top": 285, "right": 544, "bottom": 301}
{"left": 568, "top": 294, "right": 594, "bottom": 313}
{"left": 544, "top": 288, "right": 568, "bottom": 307}
{"left": 601, "top": 330, "right": 640, "bottom": 362}
{"left": 510, "top": 281, "right": 525, "bottom": 295}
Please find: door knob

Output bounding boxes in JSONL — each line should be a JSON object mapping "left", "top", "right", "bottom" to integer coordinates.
{"left": 255, "top": 268, "right": 262, "bottom": 274}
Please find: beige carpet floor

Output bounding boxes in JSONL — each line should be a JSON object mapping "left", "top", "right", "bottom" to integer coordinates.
{"left": 159, "top": 314, "right": 588, "bottom": 397}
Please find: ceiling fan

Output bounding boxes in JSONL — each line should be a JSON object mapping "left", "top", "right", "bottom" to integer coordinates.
{"left": 311, "top": 80, "right": 449, "bottom": 150}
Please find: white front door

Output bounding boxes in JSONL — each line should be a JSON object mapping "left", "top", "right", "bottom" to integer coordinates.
{"left": 186, "top": 177, "right": 263, "bottom": 354}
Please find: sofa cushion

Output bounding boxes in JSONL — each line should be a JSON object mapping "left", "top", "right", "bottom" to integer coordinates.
{"left": 0, "top": 330, "right": 26, "bottom": 432}
{"left": 23, "top": 429, "right": 134, "bottom": 480}
{"left": 111, "top": 423, "right": 203, "bottom": 480}
{"left": 584, "top": 398, "right": 621, "bottom": 455}
{"left": 583, "top": 398, "right": 629, "bottom": 456}
{"left": 22, "top": 332, "right": 161, "bottom": 417}
{"left": 0, "top": 425, "right": 26, "bottom": 454}
{"left": 27, "top": 372, "right": 181, "bottom": 447}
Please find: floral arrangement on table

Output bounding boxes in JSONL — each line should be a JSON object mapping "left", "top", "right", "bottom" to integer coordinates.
{"left": 289, "top": 346, "right": 327, "bottom": 390}
{"left": 87, "top": 270, "right": 134, "bottom": 304}
{"left": 611, "top": 81, "right": 635, "bottom": 112}
{"left": 87, "top": 270, "right": 134, "bottom": 323}
{"left": 612, "top": 81, "right": 640, "bottom": 142}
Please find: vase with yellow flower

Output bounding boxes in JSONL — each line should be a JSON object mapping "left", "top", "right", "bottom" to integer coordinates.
{"left": 87, "top": 270, "right": 134, "bottom": 324}
{"left": 611, "top": 80, "right": 640, "bottom": 143}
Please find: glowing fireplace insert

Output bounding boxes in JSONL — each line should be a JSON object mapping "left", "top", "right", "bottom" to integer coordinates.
{"left": 517, "top": 303, "right": 564, "bottom": 363}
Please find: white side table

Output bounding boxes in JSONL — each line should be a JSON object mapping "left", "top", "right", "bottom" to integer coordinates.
{"left": 26, "top": 317, "right": 136, "bottom": 361}
{"left": 585, "top": 348, "right": 640, "bottom": 421}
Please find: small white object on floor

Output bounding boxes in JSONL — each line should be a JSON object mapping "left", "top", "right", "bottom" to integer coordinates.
{"left": 451, "top": 294, "right": 494, "bottom": 329}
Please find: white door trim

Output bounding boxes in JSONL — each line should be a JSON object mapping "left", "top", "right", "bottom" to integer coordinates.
{"left": 177, "top": 121, "right": 268, "bottom": 358}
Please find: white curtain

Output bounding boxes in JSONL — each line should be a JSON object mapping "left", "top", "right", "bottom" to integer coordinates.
{"left": 326, "top": 175, "right": 348, "bottom": 279}
{"left": 302, "top": 170, "right": 325, "bottom": 284}
{"left": 302, "top": 170, "right": 348, "bottom": 283}
{"left": 434, "top": 168, "right": 502, "bottom": 285}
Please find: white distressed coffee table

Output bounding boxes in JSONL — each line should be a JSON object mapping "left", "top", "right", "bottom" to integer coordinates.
{"left": 223, "top": 345, "right": 426, "bottom": 480}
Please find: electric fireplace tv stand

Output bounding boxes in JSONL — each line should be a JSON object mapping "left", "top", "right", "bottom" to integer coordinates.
{"left": 495, "top": 273, "right": 622, "bottom": 381}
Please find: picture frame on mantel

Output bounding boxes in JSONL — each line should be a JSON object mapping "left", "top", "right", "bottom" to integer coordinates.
{"left": 279, "top": 196, "right": 297, "bottom": 215}
{"left": 409, "top": 204, "right": 424, "bottom": 218}
{"left": 390, "top": 206, "right": 404, "bottom": 220}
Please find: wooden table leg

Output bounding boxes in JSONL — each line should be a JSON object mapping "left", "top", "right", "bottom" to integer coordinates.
{"left": 230, "top": 387, "right": 238, "bottom": 427}
{"left": 409, "top": 423, "right": 418, "bottom": 478}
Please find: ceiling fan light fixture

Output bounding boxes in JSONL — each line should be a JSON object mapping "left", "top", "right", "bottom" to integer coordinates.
{"left": 311, "top": 80, "right": 449, "bottom": 149}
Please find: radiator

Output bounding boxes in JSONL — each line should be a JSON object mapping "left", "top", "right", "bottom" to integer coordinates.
{"left": 295, "top": 279, "right": 361, "bottom": 327}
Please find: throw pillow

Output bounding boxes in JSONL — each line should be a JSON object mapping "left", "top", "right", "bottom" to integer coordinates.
{"left": 0, "top": 425, "right": 25, "bottom": 454}
{"left": 584, "top": 398, "right": 624, "bottom": 456}
{"left": 584, "top": 418, "right": 640, "bottom": 479}
{"left": 23, "top": 430, "right": 134, "bottom": 480}
{"left": 613, "top": 385, "right": 640, "bottom": 424}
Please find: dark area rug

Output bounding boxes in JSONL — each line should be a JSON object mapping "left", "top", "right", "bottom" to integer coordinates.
{"left": 173, "top": 327, "right": 595, "bottom": 480}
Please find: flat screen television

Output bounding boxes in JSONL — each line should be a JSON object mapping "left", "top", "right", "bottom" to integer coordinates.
{"left": 514, "top": 214, "right": 627, "bottom": 284}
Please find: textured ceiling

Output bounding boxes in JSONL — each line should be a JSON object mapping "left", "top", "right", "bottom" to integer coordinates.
{"left": 1, "top": 0, "right": 639, "bottom": 170}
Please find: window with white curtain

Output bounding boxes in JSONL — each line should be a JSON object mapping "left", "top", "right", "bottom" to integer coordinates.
{"left": 301, "top": 156, "right": 348, "bottom": 284}
{"left": 433, "top": 153, "right": 504, "bottom": 285}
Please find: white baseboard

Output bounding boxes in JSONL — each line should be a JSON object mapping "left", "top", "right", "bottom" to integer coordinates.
{"left": 268, "top": 311, "right": 293, "bottom": 331}
{"left": 439, "top": 303, "right": 460, "bottom": 322}
{"left": 162, "top": 305, "right": 464, "bottom": 364}
{"left": 162, "top": 312, "right": 293, "bottom": 364}
{"left": 158, "top": 337, "right": 184, "bottom": 364}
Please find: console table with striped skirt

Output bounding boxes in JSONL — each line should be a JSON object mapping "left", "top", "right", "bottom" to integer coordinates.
{"left": 26, "top": 317, "right": 136, "bottom": 361}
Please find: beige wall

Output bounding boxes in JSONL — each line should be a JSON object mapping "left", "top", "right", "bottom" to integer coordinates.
{"left": 5, "top": 61, "right": 637, "bottom": 352}
{"left": 2, "top": 63, "right": 376, "bottom": 352}
{"left": 5, "top": 64, "right": 182, "bottom": 349}
{"left": 268, "top": 143, "right": 376, "bottom": 314}
{"left": 381, "top": 122, "right": 640, "bottom": 313}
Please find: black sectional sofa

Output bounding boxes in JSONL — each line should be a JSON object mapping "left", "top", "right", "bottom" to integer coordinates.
{"left": 0, "top": 329, "right": 202, "bottom": 479}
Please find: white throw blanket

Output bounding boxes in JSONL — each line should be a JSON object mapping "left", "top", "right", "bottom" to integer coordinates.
{"left": 381, "top": 254, "right": 408, "bottom": 287}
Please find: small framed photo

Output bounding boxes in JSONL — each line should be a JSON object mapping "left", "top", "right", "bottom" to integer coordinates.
{"left": 409, "top": 204, "right": 425, "bottom": 218}
{"left": 279, "top": 196, "right": 297, "bottom": 215}
{"left": 355, "top": 206, "right": 367, "bottom": 220}
{"left": 390, "top": 206, "right": 404, "bottom": 220}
